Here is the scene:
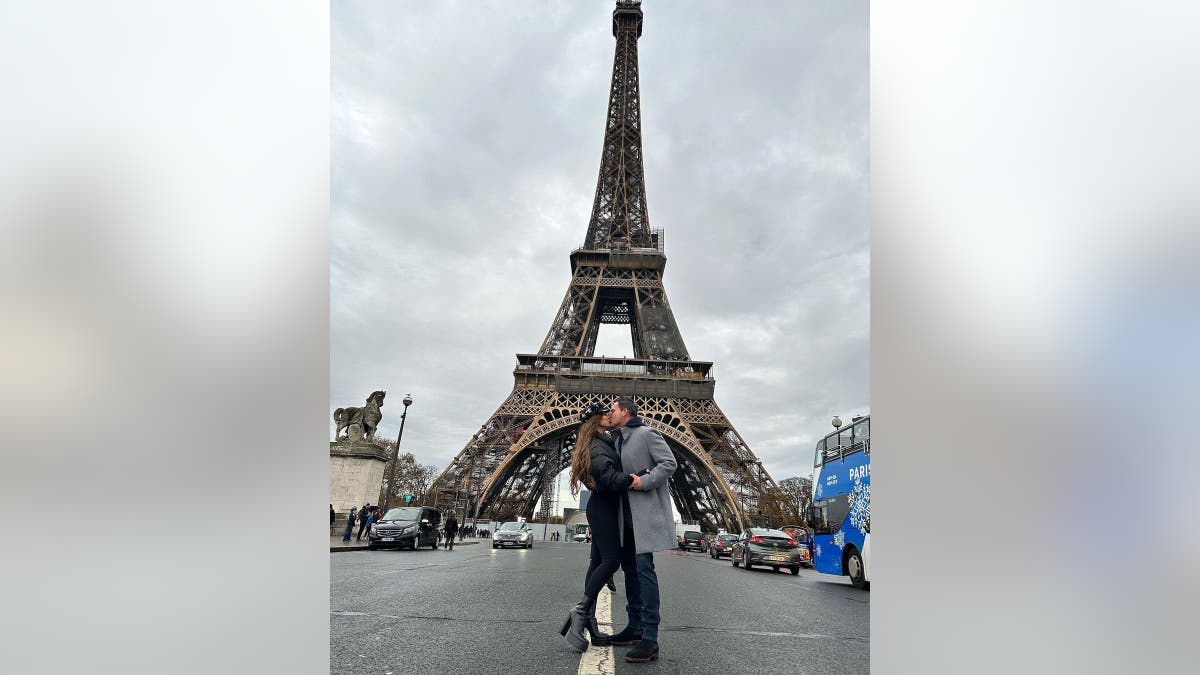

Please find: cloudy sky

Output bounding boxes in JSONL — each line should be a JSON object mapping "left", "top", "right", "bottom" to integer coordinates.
{"left": 332, "top": 0, "right": 868, "bottom": 512}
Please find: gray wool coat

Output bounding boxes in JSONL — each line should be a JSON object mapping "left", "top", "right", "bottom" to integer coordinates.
{"left": 615, "top": 417, "right": 678, "bottom": 554}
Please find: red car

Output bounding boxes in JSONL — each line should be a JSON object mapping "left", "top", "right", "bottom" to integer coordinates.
{"left": 779, "top": 525, "right": 815, "bottom": 568}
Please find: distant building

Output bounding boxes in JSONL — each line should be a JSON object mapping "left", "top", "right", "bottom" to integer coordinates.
{"left": 578, "top": 489, "right": 591, "bottom": 510}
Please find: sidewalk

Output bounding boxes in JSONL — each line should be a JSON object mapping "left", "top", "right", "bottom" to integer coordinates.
{"left": 329, "top": 535, "right": 485, "bottom": 552}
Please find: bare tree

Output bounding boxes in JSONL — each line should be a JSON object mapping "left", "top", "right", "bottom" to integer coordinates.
{"left": 371, "top": 438, "right": 439, "bottom": 507}
{"left": 777, "top": 476, "right": 814, "bottom": 523}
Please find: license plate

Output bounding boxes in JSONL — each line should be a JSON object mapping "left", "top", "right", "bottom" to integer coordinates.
{"left": 381, "top": 537, "right": 394, "bottom": 541}
{"left": 770, "top": 555, "right": 788, "bottom": 561}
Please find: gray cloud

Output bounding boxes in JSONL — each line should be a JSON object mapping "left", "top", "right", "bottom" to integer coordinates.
{"left": 332, "top": 1, "right": 868, "bottom": 496}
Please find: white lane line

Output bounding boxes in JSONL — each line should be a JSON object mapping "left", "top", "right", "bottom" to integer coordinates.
{"left": 576, "top": 588, "right": 614, "bottom": 675}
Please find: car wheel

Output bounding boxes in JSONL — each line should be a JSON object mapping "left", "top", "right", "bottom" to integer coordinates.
{"left": 772, "top": 566, "right": 779, "bottom": 572}
{"left": 847, "top": 549, "right": 869, "bottom": 590}
{"left": 743, "top": 551, "right": 753, "bottom": 570}
{"left": 492, "top": 543, "right": 498, "bottom": 549}
{"left": 791, "top": 566, "right": 800, "bottom": 576}
{"left": 368, "top": 545, "right": 377, "bottom": 551}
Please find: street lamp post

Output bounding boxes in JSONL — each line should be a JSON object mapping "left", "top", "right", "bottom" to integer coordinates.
{"left": 382, "top": 393, "right": 414, "bottom": 513}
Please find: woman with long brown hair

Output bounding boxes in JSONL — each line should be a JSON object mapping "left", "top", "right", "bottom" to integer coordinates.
{"left": 559, "top": 402, "right": 633, "bottom": 652}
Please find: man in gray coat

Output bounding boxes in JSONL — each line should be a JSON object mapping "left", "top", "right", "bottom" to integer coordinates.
{"left": 608, "top": 397, "right": 677, "bottom": 663}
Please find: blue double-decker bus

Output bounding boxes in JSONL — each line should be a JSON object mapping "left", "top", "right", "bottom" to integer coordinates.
{"left": 809, "top": 414, "right": 870, "bottom": 589}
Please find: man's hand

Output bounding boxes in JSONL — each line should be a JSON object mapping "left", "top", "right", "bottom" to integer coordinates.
{"left": 629, "top": 473, "right": 644, "bottom": 490}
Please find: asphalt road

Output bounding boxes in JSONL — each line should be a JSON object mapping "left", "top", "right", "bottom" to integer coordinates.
{"left": 331, "top": 540, "right": 868, "bottom": 674}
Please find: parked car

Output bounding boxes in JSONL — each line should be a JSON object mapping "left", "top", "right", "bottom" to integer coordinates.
{"left": 493, "top": 521, "right": 535, "bottom": 549}
{"left": 730, "top": 527, "right": 807, "bottom": 575}
{"left": 779, "top": 525, "right": 815, "bottom": 568}
{"left": 677, "top": 530, "right": 706, "bottom": 552}
{"left": 707, "top": 533, "right": 739, "bottom": 559}
{"left": 368, "top": 506, "right": 441, "bottom": 550}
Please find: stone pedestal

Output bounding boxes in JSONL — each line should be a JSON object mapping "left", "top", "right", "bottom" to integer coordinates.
{"left": 330, "top": 440, "right": 389, "bottom": 533}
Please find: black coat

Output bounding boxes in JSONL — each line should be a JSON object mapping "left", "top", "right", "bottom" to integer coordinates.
{"left": 589, "top": 434, "right": 633, "bottom": 496}
{"left": 586, "top": 433, "right": 633, "bottom": 552}
{"left": 445, "top": 517, "right": 458, "bottom": 533}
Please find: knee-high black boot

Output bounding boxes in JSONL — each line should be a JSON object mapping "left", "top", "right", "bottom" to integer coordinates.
{"left": 559, "top": 596, "right": 593, "bottom": 652}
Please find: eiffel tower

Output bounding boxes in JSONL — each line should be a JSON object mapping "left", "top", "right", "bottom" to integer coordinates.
{"left": 430, "top": 0, "right": 786, "bottom": 532}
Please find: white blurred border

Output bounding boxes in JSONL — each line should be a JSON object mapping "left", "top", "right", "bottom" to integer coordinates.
{"left": 0, "top": 2, "right": 329, "bottom": 673}
{"left": 874, "top": 2, "right": 1199, "bottom": 674}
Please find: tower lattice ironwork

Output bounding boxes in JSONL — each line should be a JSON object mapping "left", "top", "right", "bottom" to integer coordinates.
{"left": 429, "top": 0, "right": 787, "bottom": 532}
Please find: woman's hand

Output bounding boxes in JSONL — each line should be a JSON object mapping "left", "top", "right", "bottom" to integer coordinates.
{"left": 629, "top": 473, "right": 644, "bottom": 490}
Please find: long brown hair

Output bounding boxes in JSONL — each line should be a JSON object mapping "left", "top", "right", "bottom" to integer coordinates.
{"left": 569, "top": 415, "right": 605, "bottom": 497}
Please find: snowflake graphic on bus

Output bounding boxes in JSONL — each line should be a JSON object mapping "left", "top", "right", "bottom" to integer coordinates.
{"left": 848, "top": 478, "right": 870, "bottom": 536}
{"left": 810, "top": 415, "right": 870, "bottom": 589}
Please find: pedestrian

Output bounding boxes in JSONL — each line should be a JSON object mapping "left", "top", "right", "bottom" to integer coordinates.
{"left": 342, "top": 505, "right": 357, "bottom": 543}
{"left": 356, "top": 503, "right": 371, "bottom": 541}
{"left": 607, "top": 397, "right": 677, "bottom": 663}
{"left": 444, "top": 512, "right": 459, "bottom": 550}
{"left": 559, "top": 402, "right": 629, "bottom": 652}
{"left": 330, "top": 504, "right": 335, "bottom": 527}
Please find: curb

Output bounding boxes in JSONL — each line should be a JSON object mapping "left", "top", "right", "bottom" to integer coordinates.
{"left": 330, "top": 540, "right": 483, "bottom": 552}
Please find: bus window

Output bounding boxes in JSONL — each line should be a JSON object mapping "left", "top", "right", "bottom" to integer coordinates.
{"left": 814, "top": 439, "right": 825, "bottom": 467}
{"left": 839, "top": 428, "right": 854, "bottom": 449}
{"left": 811, "top": 494, "right": 851, "bottom": 535}
{"left": 854, "top": 419, "right": 870, "bottom": 441}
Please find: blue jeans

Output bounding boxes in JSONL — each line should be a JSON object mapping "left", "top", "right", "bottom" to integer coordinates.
{"left": 620, "top": 548, "right": 661, "bottom": 642}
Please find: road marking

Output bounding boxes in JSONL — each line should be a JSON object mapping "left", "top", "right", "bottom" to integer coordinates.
{"left": 576, "top": 588, "right": 614, "bottom": 675}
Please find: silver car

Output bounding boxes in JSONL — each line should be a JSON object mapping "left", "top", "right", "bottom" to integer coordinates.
{"left": 492, "top": 521, "right": 535, "bottom": 549}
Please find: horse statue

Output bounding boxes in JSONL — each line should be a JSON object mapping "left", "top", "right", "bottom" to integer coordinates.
{"left": 333, "top": 390, "right": 386, "bottom": 441}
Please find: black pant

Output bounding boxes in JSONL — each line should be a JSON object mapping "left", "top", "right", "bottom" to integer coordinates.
{"left": 356, "top": 521, "right": 368, "bottom": 540}
{"left": 445, "top": 532, "right": 456, "bottom": 549}
{"left": 583, "top": 497, "right": 627, "bottom": 600}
